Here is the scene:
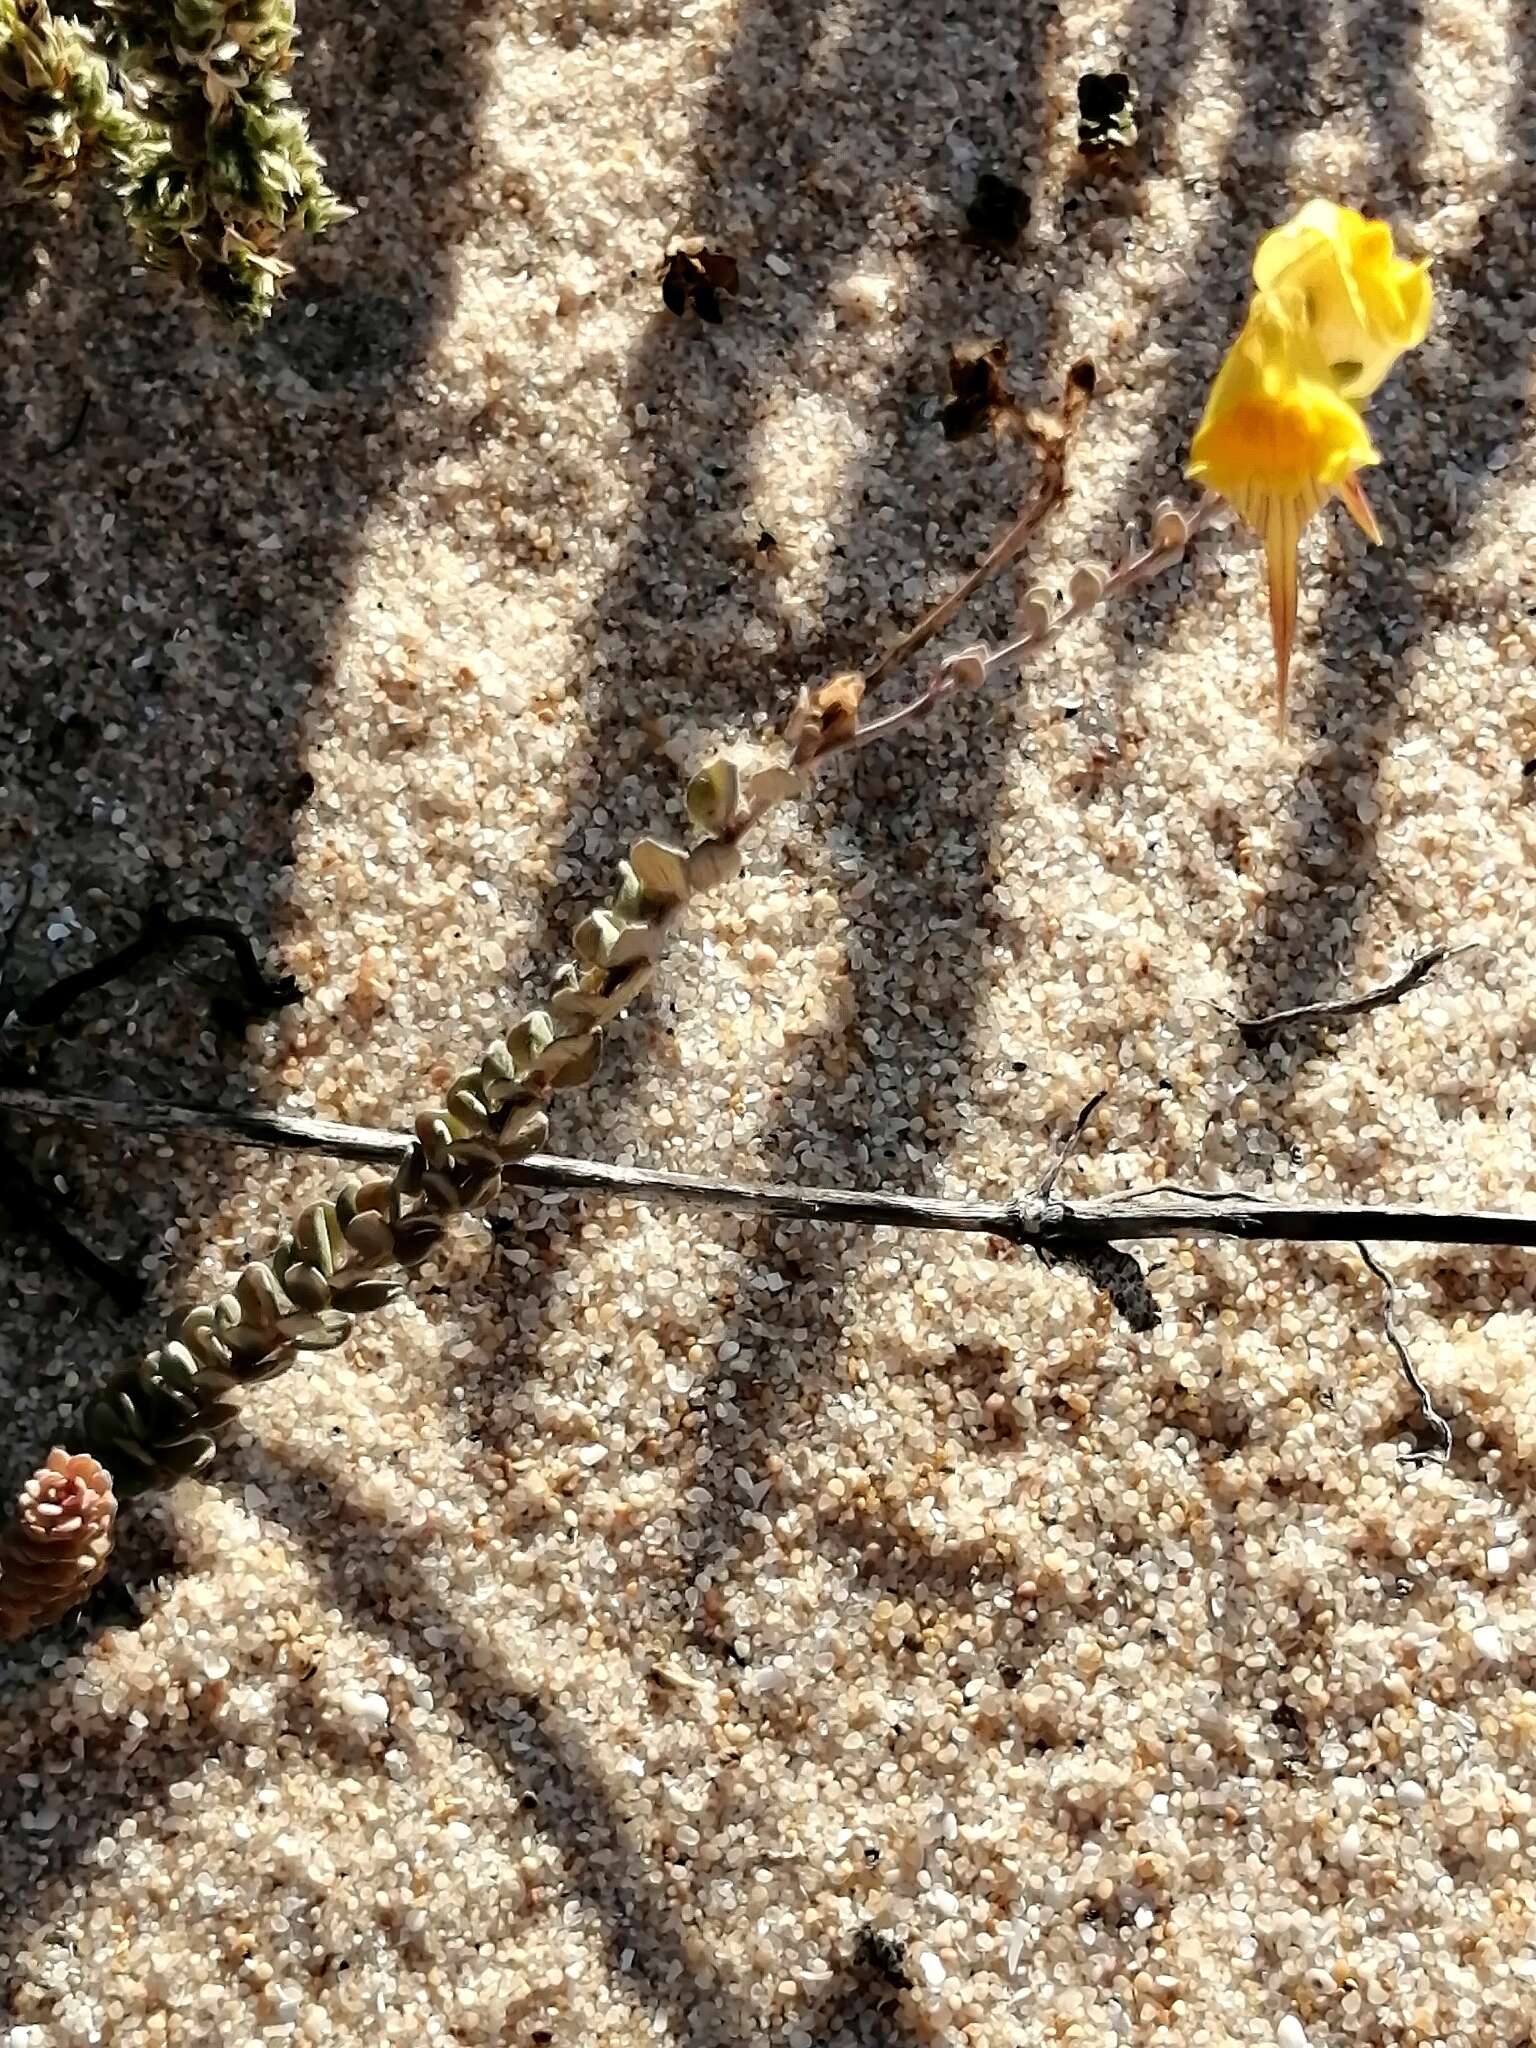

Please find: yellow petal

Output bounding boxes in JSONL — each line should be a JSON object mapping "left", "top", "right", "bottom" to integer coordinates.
{"left": 1251, "top": 199, "right": 1349, "bottom": 291}
{"left": 1264, "top": 500, "right": 1299, "bottom": 729}
{"left": 1336, "top": 471, "right": 1382, "bottom": 544}
{"left": 1186, "top": 305, "right": 1379, "bottom": 526}
{"left": 1253, "top": 200, "right": 1431, "bottom": 399}
{"left": 1184, "top": 200, "right": 1430, "bottom": 723}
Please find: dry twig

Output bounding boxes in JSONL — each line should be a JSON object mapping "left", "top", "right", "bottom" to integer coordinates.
{"left": 1231, "top": 942, "right": 1474, "bottom": 1045}
{"left": 1039, "top": 1088, "right": 1109, "bottom": 1199}
{"left": 1355, "top": 1241, "right": 1453, "bottom": 1466}
{"left": 864, "top": 358, "right": 1096, "bottom": 689}
{"left": 3, "top": 1086, "right": 1535, "bottom": 1261}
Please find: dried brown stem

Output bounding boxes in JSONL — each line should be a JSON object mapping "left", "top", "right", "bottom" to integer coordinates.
{"left": 4, "top": 1086, "right": 1535, "bottom": 1258}
{"left": 834, "top": 494, "right": 1220, "bottom": 764}
{"left": 1038, "top": 1088, "right": 1109, "bottom": 1199}
{"left": 863, "top": 359, "right": 1097, "bottom": 691}
{"left": 1355, "top": 1241, "right": 1452, "bottom": 1465}
{"left": 1231, "top": 943, "right": 1475, "bottom": 1045}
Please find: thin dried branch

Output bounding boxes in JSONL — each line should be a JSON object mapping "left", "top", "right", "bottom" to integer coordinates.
{"left": 1355, "top": 1240, "right": 1452, "bottom": 1466}
{"left": 864, "top": 358, "right": 1096, "bottom": 690}
{"left": 1231, "top": 942, "right": 1475, "bottom": 1045}
{"left": 4, "top": 1085, "right": 1536, "bottom": 1258}
{"left": 841, "top": 493, "right": 1221, "bottom": 761}
{"left": 1038, "top": 1087, "right": 1109, "bottom": 1199}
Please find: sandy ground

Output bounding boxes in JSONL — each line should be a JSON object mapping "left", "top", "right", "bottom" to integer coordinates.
{"left": 3, "top": 0, "right": 1536, "bottom": 2042}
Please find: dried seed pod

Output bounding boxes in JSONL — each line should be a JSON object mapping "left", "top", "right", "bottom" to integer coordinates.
{"left": 629, "top": 839, "right": 691, "bottom": 904}
{"left": 1019, "top": 586, "right": 1053, "bottom": 639}
{"left": 1076, "top": 70, "right": 1138, "bottom": 164}
{"left": 964, "top": 172, "right": 1030, "bottom": 252}
{"left": 0, "top": 1450, "right": 118, "bottom": 1640}
{"left": 506, "top": 1010, "right": 557, "bottom": 1071}
{"left": 687, "top": 839, "right": 744, "bottom": 893}
{"left": 685, "top": 758, "right": 742, "bottom": 836}
{"left": 1151, "top": 499, "right": 1189, "bottom": 550}
{"left": 1068, "top": 562, "right": 1109, "bottom": 606}
{"left": 282, "top": 1263, "right": 333, "bottom": 1314}
{"left": 941, "top": 336, "right": 1021, "bottom": 441}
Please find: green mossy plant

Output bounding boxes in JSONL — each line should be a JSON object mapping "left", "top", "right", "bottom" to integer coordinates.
{"left": 0, "top": 0, "right": 347, "bottom": 318}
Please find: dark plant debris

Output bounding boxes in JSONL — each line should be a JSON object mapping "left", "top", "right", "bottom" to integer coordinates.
{"left": 964, "top": 172, "right": 1030, "bottom": 251}
{"left": 942, "top": 336, "right": 1025, "bottom": 442}
{"left": 1076, "top": 71, "right": 1139, "bottom": 163}
{"left": 0, "top": 1141, "right": 145, "bottom": 1312}
{"left": 0, "top": 872, "right": 34, "bottom": 1016}
{"left": 661, "top": 243, "right": 740, "bottom": 323}
{"left": 854, "top": 1925, "right": 913, "bottom": 1991}
{"left": 13, "top": 904, "right": 301, "bottom": 1032}
{"left": 44, "top": 390, "right": 93, "bottom": 459}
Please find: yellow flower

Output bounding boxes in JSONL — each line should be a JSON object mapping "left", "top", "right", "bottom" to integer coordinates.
{"left": 1252, "top": 199, "right": 1432, "bottom": 402}
{"left": 1186, "top": 202, "right": 1431, "bottom": 725}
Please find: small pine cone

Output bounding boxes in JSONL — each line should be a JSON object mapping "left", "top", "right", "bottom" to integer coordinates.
{"left": 0, "top": 1449, "right": 118, "bottom": 1642}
